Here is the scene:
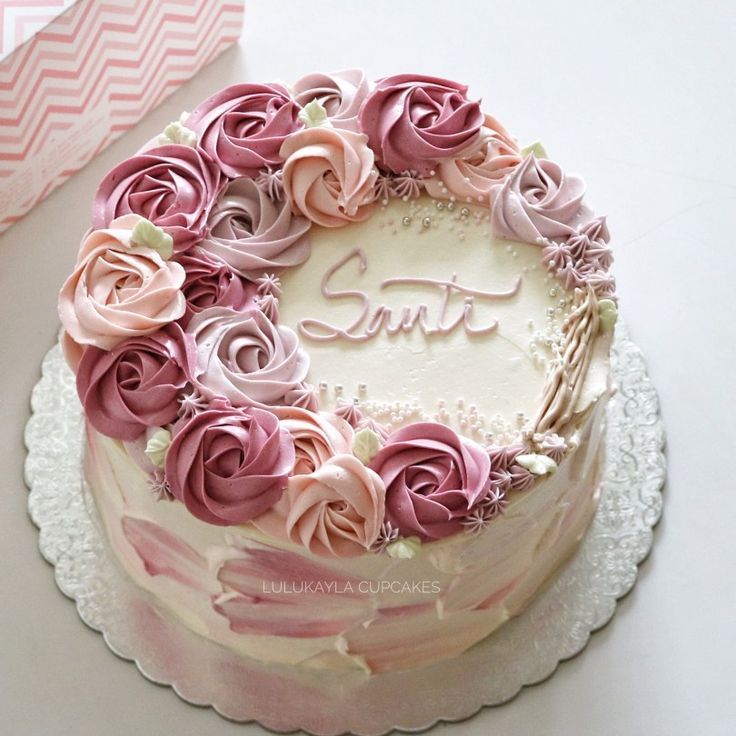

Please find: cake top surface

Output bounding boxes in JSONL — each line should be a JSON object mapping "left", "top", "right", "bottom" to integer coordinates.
{"left": 59, "top": 69, "right": 616, "bottom": 557}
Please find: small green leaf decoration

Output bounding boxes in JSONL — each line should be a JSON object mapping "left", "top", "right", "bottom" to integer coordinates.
{"left": 298, "top": 99, "right": 332, "bottom": 129}
{"left": 352, "top": 427, "right": 382, "bottom": 464}
{"left": 158, "top": 120, "right": 198, "bottom": 148}
{"left": 521, "top": 141, "right": 547, "bottom": 159}
{"left": 598, "top": 299, "right": 618, "bottom": 332}
{"left": 516, "top": 453, "right": 557, "bottom": 476}
{"left": 386, "top": 536, "right": 422, "bottom": 560}
{"left": 145, "top": 427, "right": 172, "bottom": 468}
{"left": 131, "top": 218, "right": 174, "bottom": 260}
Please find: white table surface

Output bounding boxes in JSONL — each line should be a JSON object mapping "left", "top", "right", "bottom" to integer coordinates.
{"left": 2, "top": 1, "right": 735, "bottom": 734}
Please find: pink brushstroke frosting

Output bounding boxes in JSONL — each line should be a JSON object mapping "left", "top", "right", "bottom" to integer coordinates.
{"left": 202, "top": 177, "right": 311, "bottom": 278}
{"left": 76, "top": 322, "right": 195, "bottom": 441}
{"left": 175, "top": 246, "right": 250, "bottom": 325}
{"left": 92, "top": 145, "right": 222, "bottom": 253}
{"left": 369, "top": 423, "right": 490, "bottom": 541}
{"left": 281, "top": 127, "right": 378, "bottom": 227}
{"left": 187, "top": 306, "right": 310, "bottom": 409}
{"left": 292, "top": 68, "right": 371, "bottom": 132}
{"left": 165, "top": 400, "right": 295, "bottom": 525}
{"left": 58, "top": 215, "right": 186, "bottom": 351}
{"left": 359, "top": 74, "right": 484, "bottom": 176}
{"left": 490, "top": 154, "right": 586, "bottom": 244}
{"left": 187, "top": 83, "right": 302, "bottom": 178}
{"left": 254, "top": 455, "right": 385, "bottom": 557}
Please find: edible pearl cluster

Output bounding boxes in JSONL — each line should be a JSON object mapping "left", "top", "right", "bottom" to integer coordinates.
{"left": 378, "top": 193, "right": 493, "bottom": 241}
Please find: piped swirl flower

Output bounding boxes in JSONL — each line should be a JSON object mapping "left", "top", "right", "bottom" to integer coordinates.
{"left": 186, "top": 83, "right": 302, "bottom": 178}
{"left": 254, "top": 455, "right": 386, "bottom": 557}
{"left": 59, "top": 215, "right": 186, "bottom": 351}
{"left": 292, "top": 69, "right": 371, "bottom": 132}
{"left": 275, "top": 406, "right": 354, "bottom": 475}
{"left": 358, "top": 74, "right": 484, "bottom": 176}
{"left": 202, "top": 177, "right": 311, "bottom": 278}
{"left": 165, "top": 401, "right": 295, "bottom": 525}
{"left": 281, "top": 127, "right": 378, "bottom": 227}
{"left": 77, "top": 323, "right": 195, "bottom": 441}
{"left": 490, "top": 154, "right": 586, "bottom": 244}
{"left": 92, "top": 145, "right": 222, "bottom": 253}
{"left": 176, "top": 246, "right": 249, "bottom": 325}
{"left": 369, "top": 423, "right": 490, "bottom": 541}
{"left": 425, "top": 114, "right": 522, "bottom": 202}
{"left": 187, "top": 306, "right": 309, "bottom": 408}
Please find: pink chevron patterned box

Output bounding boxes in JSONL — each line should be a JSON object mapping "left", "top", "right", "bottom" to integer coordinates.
{"left": 0, "top": 0, "right": 244, "bottom": 235}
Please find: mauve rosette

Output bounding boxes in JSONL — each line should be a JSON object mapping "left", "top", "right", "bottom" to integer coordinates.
{"left": 274, "top": 406, "right": 354, "bottom": 475}
{"left": 59, "top": 215, "right": 186, "bottom": 351}
{"left": 202, "top": 177, "right": 311, "bottom": 279}
{"left": 77, "top": 323, "right": 195, "bottom": 441}
{"left": 358, "top": 74, "right": 484, "bottom": 176}
{"left": 292, "top": 69, "right": 371, "bottom": 132}
{"left": 253, "top": 455, "right": 386, "bottom": 557}
{"left": 93, "top": 145, "right": 222, "bottom": 253}
{"left": 281, "top": 127, "right": 378, "bottom": 227}
{"left": 176, "top": 246, "right": 250, "bottom": 325}
{"left": 425, "top": 114, "right": 522, "bottom": 203}
{"left": 165, "top": 401, "right": 295, "bottom": 525}
{"left": 186, "top": 82, "right": 302, "bottom": 178}
{"left": 369, "top": 423, "right": 491, "bottom": 541}
{"left": 188, "top": 306, "right": 309, "bottom": 408}
{"left": 490, "top": 154, "right": 586, "bottom": 244}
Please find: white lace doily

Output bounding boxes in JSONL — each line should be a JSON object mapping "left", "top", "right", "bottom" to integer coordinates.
{"left": 24, "top": 322, "right": 665, "bottom": 735}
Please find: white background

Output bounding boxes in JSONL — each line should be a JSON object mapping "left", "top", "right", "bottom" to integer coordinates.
{"left": 1, "top": 1, "right": 735, "bottom": 734}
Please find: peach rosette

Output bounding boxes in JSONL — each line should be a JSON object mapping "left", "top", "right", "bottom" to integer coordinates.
{"left": 281, "top": 127, "right": 378, "bottom": 227}
{"left": 58, "top": 215, "right": 186, "bottom": 356}
{"left": 424, "top": 114, "right": 522, "bottom": 203}
{"left": 253, "top": 454, "right": 386, "bottom": 558}
{"left": 274, "top": 405, "right": 354, "bottom": 475}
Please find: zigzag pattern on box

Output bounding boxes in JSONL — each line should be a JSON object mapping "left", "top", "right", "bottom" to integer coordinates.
{"left": 0, "top": 0, "right": 243, "bottom": 233}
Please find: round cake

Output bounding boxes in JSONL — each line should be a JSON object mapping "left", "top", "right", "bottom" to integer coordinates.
{"left": 58, "top": 70, "right": 617, "bottom": 674}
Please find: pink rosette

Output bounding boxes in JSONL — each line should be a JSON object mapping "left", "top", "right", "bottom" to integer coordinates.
{"left": 202, "top": 177, "right": 311, "bottom": 279}
{"left": 369, "top": 422, "right": 491, "bottom": 541}
{"left": 425, "top": 114, "right": 522, "bottom": 202}
{"left": 92, "top": 145, "right": 222, "bottom": 253}
{"left": 58, "top": 215, "right": 186, "bottom": 351}
{"left": 253, "top": 455, "right": 386, "bottom": 557}
{"left": 165, "top": 401, "right": 295, "bottom": 526}
{"left": 188, "top": 306, "right": 309, "bottom": 408}
{"left": 186, "top": 83, "right": 302, "bottom": 178}
{"left": 292, "top": 69, "right": 371, "bottom": 132}
{"left": 274, "top": 406, "right": 354, "bottom": 475}
{"left": 281, "top": 127, "right": 378, "bottom": 227}
{"left": 77, "top": 323, "right": 195, "bottom": 441}
{"left": 176, "top": 246, "right": 250, "bottom": 325}
{"left": 358, "top": 74, "right": 484, "bottom": 176}
{"left": 490, "top": 154, "right": 586, "bottom": 244}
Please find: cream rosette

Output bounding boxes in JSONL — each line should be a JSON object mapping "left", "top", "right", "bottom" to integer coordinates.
{"left": 187, "top": 305, "right": 310, "bottom": 409}
{"left": 202, "top": 177, "right": 311, "bottom": 279}
{"left": 58, "top": 214, "right": 185, "bottom": 352}
{"left": 274, "top": 406, "right": 354, "bottom": 475}
{"left": 292, "top": 69, "right": 371, "bottom": 132}
{"left": 424, "top": 114, "right": 522, "bottom": 203}
{"left": 281, "top": 127, "right": 378, "bottom": 227}
{"left": 253, "top": 455, "right": 386, "bottom": 558}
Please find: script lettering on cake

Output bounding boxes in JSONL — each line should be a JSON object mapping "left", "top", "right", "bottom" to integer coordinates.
{"left": 297, "top": 248, "right": 522, "bottom": 343}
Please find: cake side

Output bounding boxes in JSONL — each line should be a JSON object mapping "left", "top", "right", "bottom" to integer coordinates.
{"left": 85, "top": 388, "right": 607, "bottom": 673}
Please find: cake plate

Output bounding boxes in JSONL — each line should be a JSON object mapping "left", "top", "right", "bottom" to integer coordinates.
{"left": 24, "top": 322, "right": 665, "bottom": 735}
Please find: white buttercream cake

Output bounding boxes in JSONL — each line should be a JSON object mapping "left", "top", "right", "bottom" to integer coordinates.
{"left": 59, "top": 70, "right": 617, "bottom": 675}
